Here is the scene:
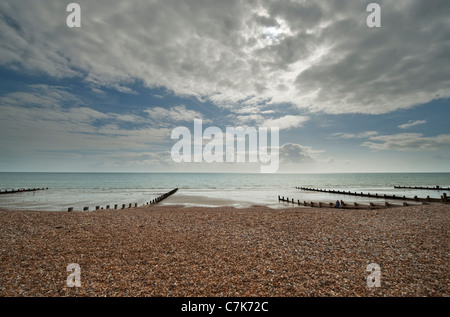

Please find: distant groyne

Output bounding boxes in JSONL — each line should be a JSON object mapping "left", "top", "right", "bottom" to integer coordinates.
{"left": 0, "top": 188, "right": 48, "bottom": 195}
{"left": 67, "top": 188, "right": 179, "bottom": 212}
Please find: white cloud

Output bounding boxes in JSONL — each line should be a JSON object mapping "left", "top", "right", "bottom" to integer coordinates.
{"left": 362, "top": 133, "right": 450, "bottom": 151}
{"left": 333, "top": 131, "right": 378, "bottom": 139}
{"left": 262, "top": 115, "right": 309, "bottom": 130}
{"left": 144, "top": 105, "right": 208, "bottom": 123}
{"left": 228, "top": 113, "right": 309, "bottom": 130}
{"left": 0, "top": 86, "right": 170, "bottom": 154}
{"left": 398, "top": 120, "right": 427, "bottom": 129}
{"left": 0, "top": 0, "right": 448, "bottom": 115}
{"left": 279, "top": 142, "right": 323, "bottom": 163}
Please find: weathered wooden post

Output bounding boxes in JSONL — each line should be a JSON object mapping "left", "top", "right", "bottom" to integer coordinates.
{"left": 122, "top": 204, "right": 125, "bottom": 209}
{"left": 83, "top": 207, "right": 89, "bottom": 211}
{"left": 135, "top": 203, "right": 138, "bottom": 208}
{"left": 106, "top": 205, "right": 110, "bottom": 209}
{"left": 443, "top": 193, "right": 448, "bottom": 203}
{"left": 114, "top": 204, "right": 118, "bottom": 209}
{"left": 68, "top": 207, "right": 73, "bottom": 212}
{"left": 426, "top": 196, "right": 430, "bottom": 202}
{"left": 95, "top": 206, "right": 100, "bottom": 210}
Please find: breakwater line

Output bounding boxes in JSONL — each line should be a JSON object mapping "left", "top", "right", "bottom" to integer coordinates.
{"left": 295, "top": 187, "right": 448, "bottom": 204}
{"left": 67, "top": 188, "right": 179, "bottom": 212}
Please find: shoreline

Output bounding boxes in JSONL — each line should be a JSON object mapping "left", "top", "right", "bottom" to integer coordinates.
{"left": 0, "top": 203, "right": 448, "bottom": 297}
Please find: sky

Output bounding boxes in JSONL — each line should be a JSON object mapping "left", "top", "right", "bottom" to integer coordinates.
{"left": 0, "top": 0, "right": 449, "bottom": 173}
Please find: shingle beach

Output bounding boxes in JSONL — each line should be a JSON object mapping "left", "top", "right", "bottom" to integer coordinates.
{"left": 0, "top": 204, "right": 448, "bottom": 297}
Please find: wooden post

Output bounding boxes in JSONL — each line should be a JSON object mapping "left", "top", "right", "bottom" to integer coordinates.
{"left": 106, "top": 205, "right": 110, "bottom": 209}
{"left": 114, "top": 204, "right": 118, "bottom": 209}
{"left": 426, "top": 196, "right": 430, "bottom": 202}
{"left": 443, "top": 193, "right": 448, "bottom": 203}
{"left": 122, "top": 204, "right": 125, "bottom": 209}
{"left": 68, "top": 207, "right": 73, "bottom": 212}
{"left": 83, "top": 207, "right": 89, "bottom": 211}
{"left": 96, "top": 206, "right": 100, "bottom": 210}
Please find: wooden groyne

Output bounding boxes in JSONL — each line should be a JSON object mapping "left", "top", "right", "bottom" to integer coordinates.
{"left": 278, "top": 195, "right": 422, "bottom": 210}
{"left": 67, "top": 188, "right": 179, "bottom": 212}
{"left": 394, "top": 186, "right": 450, "bottom": 191}
{"left": 0, "top": 187, "right": 48, "bottom": 195}
{"left": 151, "top": 188, "right": 179, "bottom": 204}
{"left": 296, "top": 187, "right": 448, "bottom": 204}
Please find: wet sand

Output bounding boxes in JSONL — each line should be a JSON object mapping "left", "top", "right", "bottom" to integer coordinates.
{"left": 0, "top": 204, "right": 448, "bottom": 297}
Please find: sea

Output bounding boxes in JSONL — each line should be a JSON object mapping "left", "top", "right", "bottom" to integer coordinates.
{"left": 0, "top": 172, "right": 449, "bottom": 211}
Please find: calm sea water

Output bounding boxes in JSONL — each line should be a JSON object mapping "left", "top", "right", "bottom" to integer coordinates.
{"left": 0, "top": 172, "right": 449, "bottom": 211}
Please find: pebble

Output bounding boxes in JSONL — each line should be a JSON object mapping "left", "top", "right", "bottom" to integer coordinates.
{"left": 0, "top": 204, "right": 448, "bottom": 297}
